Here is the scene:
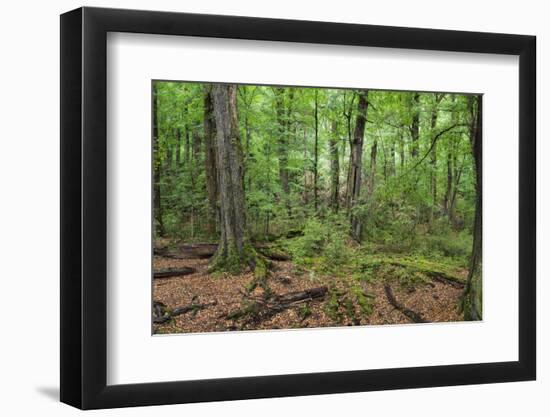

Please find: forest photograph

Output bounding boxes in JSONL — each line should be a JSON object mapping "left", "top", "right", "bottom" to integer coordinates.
{"left": 152, "top": 81, "right": 482, "bottom": 334}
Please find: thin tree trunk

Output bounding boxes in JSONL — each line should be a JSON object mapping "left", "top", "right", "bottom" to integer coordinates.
{"left": 329, "top": 119, "right": 340, "bottom": 211}
{"left": 302, "top": 127, "right": 309, "bottom": 205}
{"left": 349, "top": 91, "right": 369, "bottom": 241}
{"left": 390, "top": 135, "right": 396, "bottom": 177}
{"left": 410, "top": 93, "right": 420, "bottom": 158}
{"left": 152, "top": 83, "right": 164, "bottom": 236}
{"left": 274, "top": 88, "right": 291, "bottom": 215}
{"left": 429, "top": 102, "right": 439, "bottom": 223}
{"left": 314, "top": 90, "right": 319, "bottom": 212}
{"left": 184, "top": 103, "right": 191, "bottom": 163}
{"left": 175, "top": 128, "right": 181, "bottom": 168}
{"left": 203, "top": 85, "right": 219, "bottom": 235}
{"left": 210, "top": 84, "right": 253, "bottom": 273}
{"left": 367, "top": 136, "right": 377, "bottom": 196}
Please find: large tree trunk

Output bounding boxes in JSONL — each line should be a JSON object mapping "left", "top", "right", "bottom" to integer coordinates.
{"left": 349, "top": 91, "right": 369, "bottom": 241}
{"left": 203, "top": 85, "right": 219, "bottom": 235}
{"left": 329, "top": 119, "right": 340, "bottom": 211}
{"left": 209, "top": 84, "right": 253, "bottom": 274}
{"left": 462, "top": 95, "right": 483, "bottom": 320}
{"left": 152, "top": 83, "right": 164, "bottom": 236}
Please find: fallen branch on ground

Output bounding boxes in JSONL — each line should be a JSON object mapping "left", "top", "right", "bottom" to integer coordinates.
{"left": 153, "top": 299, "right": 217, "bottom": 324}
{"left": 154, "top": 267, "right": 196, "bottom": 279}
{"left": 384, "top": 284, "right": 428, "bottom": 324}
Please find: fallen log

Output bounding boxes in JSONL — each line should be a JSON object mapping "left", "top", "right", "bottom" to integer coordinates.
{"left": 153, "top": 299, "right": 217, "bottom": 324}
{"left": 276, "top": 286, "right": 328, "bottom": 303}
{"left": 155, "top": 243, "right": 218, "bottom": 260}
{"left": 154, "top": 267, "right": 196, "bottom": 279}
{"left": 384, "top": 284, "right": 428, "bottom": 324}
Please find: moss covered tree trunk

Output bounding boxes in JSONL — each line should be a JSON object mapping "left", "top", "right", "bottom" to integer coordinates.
{"left": 349, "top": 91, "right": 368, "bottom": 241}
{"left": 203, "top": 85, "right": 219, "bottom": 235}
{"left": 210, "top": 84, "right": 254, "bottom": 274}
{"left": 152, "top": 83, "right": 164, "bottom": 237}
{"left": 462, "top": 95, "right": 482, "bottom": 320}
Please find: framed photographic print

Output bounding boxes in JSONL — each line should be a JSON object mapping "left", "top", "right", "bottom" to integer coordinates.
{"left": 60, "top": 6, "right": 536, "bottom": 410}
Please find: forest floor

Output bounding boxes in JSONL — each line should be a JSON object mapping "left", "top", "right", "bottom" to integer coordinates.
{"left": 152, "top": 240, "right": 467, "bottom": 334}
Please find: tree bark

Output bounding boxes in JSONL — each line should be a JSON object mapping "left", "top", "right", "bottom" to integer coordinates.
{"left": 313, "top": 90, "right": 319, "bottom": 212}
{"left": 209, "top": 84, "right": 253, "bottom": 274}
{"left": 152, "top": 83, "right": 164, "bottom": 236}
{"left": 203, "top": 85, "right": 219, "bottom": 235}
{"left": 349, "top": 91, "right": 369, "bottom": 241}
{"left": 329, "top": 119, "right": 340, "bottom": 211}
{"left": 274, "top": 88, "right": 291, "bottom": 213}
{"left": 175, "top": 128, "right": 181, "bottom": 168}
{"left": 410, "top": 93, "right": 420, "bottom": 158}
{"left": 367, "top": 136, "right": 377, "bottom": 196}
{"left": 462, "top": 95, "right": 483, "bottom": 320}
{"left": 429, "top": 101, "right": 439, "bottom": 223}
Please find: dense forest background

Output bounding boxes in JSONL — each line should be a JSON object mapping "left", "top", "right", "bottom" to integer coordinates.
{"left": 152, "top": 82, "right": 482, "bottom": 331}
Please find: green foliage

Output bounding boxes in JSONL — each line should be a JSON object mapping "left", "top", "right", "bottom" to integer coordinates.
{"left": 153, "top": 80, "right": 478, "bottom": 295}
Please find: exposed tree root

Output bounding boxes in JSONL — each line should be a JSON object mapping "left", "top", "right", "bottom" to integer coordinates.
{"left": 154, "top": 267, "right": 196, "bottom": 279}
{"left": 228, "top": 286, "right": 328, "bottom": 323}
{"left": 384, "top": 284, "right": 428, "bottom": 323}
{"left": 429, "top": 274, "right": 465, "bottom": 288}
{"left": 153, "top": 299, "right": 217, "bottom": 324}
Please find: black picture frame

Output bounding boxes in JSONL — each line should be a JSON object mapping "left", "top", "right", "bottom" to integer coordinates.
{"left": 60, "top": 6, "right": 536, "bottom": 410}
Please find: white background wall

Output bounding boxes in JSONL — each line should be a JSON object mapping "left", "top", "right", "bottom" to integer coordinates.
{"left": 0, "top": 0, "right": 546, "bottom": 415}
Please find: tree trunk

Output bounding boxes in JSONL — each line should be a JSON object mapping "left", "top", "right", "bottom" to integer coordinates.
{"left": 462, "top": 95, "right": 483, "bottom": 320}
{"left": 389, "top": 135, "right": 396, "bottom": 177}
{"left": 399, "top": 128, "right": 406, "bottom": 170}
{"left": 329, "top": 119, "right": 340, "bottom": 211}
{"left": 410, "top": 93, "right": 420, "bottom": 158}
{"left": 184, "top": 102, "right": 191, "bottom": 163}
{"left": 274, "top": 88, "right": 291, "bottom": 213}
{"left": 444, "top": 145, "right": 453, "bottom": 218}
{"left": 302, "top": 127, "right": 309, "bottom": 204}
{"left": 313, "top": 90, "right": 319, "bottom": 212}
{"left": 367, "top": 136, "right": 377, "bottom": 196}
{"left": 203, "top": 85, "right": 219, "bottom": 235}
{"left": 152, "top": 83, "right": 164, "bottom": 236}
{"left": 349, "top": 91, "right": 369, "bottom": 241}
{"left": 429, "top": 103, "right": 438, "bottom": 223}
{"left": 175, "top": 128, "right": 181, "bottom": 168}
{"left": 210, "top": 84, "right": 253, "bottom": 274}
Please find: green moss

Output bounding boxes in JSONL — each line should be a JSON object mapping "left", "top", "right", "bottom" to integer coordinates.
{"left": 209, "top": 241, "right": 257, "bottom": 275}
{"left": 358, "top": 255, "right": 465, "bottom": 286}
